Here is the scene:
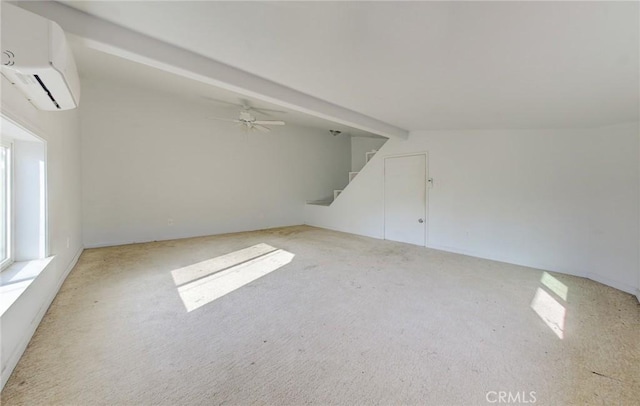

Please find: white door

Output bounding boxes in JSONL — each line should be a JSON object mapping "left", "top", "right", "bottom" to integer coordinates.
{"left": 384, "top": 154, "right": 426, "bottom": 246}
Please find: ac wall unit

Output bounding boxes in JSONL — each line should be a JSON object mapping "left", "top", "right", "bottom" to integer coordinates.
{"left": 1, "top": 3, "right": 80, "bottom": 111}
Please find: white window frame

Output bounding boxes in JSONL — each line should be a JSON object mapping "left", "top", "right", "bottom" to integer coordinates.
{"left": 1, "top": 138, "right": 14, "bottom": 271}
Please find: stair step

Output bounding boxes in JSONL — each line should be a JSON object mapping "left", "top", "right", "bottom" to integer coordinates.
{"left": 333, "top": 190, "right": 343, "bottom": 200}
{"left": 365, "top": 149, "right": 378, "bottom": 163}
{"left": 349, "top": 172, "right": 359, "bottom": 183}
{"left": 306, "top": 199, "right": 332, "bottom": 206}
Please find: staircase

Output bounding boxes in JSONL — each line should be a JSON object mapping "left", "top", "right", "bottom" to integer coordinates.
{"left": 308, "top": 148, "right": 379, "bottom": 206}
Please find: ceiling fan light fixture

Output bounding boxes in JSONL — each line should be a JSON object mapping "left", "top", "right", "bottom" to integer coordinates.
{"left": 207, "top": 101, "right": 286, "bottom": 133}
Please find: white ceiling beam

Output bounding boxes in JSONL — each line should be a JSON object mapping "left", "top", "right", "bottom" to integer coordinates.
{"left": 15, "top": 1, "right": 408, "bottom": 140}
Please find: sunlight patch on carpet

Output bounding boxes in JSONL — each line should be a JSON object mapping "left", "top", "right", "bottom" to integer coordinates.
{"left": 172, "top": 244, "right": 294, "bottom": 312}
{"left": 530, "top": 287, "right": 566, "bottom": 339}
{"left": 540, "top": 272, "right": 568, "bottom": 301}
{"left": 171, "top": 243, "right": 277, "bottom": 286}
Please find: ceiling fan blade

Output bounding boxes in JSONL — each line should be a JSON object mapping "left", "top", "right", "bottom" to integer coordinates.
{"left": 246, "top": 108, "right": 272, "bottom": 117}
{"left": 249, "top": 108, "right": 286, "bottom": 117}
{"left": 252, "top": 124, "right": 271, "bottom": 133}
{"left": 204, "top": 96, "right": 287, "bottom": 116}
{"left": 208, "top": 116, "right": 240, "bottom": 123}
{"left": 253, "top": 120, "right": 285, "bottom": 125}
{"left": 251, "top": 107, "right": 287, "bottom": 115}
{"left": 239, "top": 99, "right": 286, "bottom": 116}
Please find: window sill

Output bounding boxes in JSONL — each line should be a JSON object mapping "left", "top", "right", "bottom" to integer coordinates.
{"left": 0, "top": 257, "right": 54, "bottom": 317}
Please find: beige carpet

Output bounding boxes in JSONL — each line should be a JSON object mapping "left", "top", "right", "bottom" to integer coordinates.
{"left": 2, "top": 225, "right": 639, "bottom": 405}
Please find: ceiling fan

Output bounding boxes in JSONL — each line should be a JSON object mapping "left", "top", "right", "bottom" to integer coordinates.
{"left": 204, "top": 97, "right": 286, "bottom": 132}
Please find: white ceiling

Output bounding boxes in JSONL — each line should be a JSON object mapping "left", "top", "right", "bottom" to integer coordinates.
{"left": 62, "top": 1, "right": 638, "bottom": 130}
{"left": 72, "top": 44, "right": 383, "bottom": 138}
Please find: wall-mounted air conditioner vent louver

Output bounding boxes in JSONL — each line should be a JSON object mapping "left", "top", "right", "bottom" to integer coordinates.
{"left": 33, "top": 74, "right": 61, "bottom": 109}
{"left": 1, "top": 3, "right": 80, "bottom": 111}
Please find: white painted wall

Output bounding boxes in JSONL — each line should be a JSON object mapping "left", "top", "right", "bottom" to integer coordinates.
{"left": 80, "top": 78, "right": 351, "bottom": 248}
{"left": 307, "top": 123, "right": 640, "bottom": 295}
{"left": 351, "top": 136, "right": 387, "bottom": 172}
{"left": 1, "top": 77, "right": 83, "bottom": 388}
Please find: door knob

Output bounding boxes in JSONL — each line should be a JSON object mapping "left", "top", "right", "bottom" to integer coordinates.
{"left": 418, "top": 219, "right": 424, "bottom": 223}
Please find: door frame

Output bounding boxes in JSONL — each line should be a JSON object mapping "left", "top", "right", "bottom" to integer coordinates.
{"left": 383, "top": 152, "right": 429, "bottom": 247}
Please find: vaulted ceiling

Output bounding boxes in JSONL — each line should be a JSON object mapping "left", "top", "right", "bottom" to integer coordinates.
{"left": 57, "top": 1, "right": 640, "bottom": 130}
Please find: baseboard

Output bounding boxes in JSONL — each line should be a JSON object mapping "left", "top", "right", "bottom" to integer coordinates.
{"left": 84, "top": 241, "right": 133, "bottom": 249}
{"left": 84, "top": 224, "right": 310, "bottom": 249}
{"left": 1, "top": 246, "right": 84, "bottom": 390}
{"left": 426, "top": 243, "right": 582, "bottom": 278}
{"left": 585, "top": 272, "right": 636, "bottom": 296}
{"left": 426, "top": 243, "right": 637, "bottom": 296}
{"left": 303, "top": 222, "right": 382, "bottom": 240}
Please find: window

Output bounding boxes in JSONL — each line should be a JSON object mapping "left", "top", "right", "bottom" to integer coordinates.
{"left": 1, "top": 140, "right": 12, "bottom": 269}
{"left": 0, "top": 115, "right": 48, "bottom": 316}
{"left": 0, "top": 115, "right": 46, "bottom": 270}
